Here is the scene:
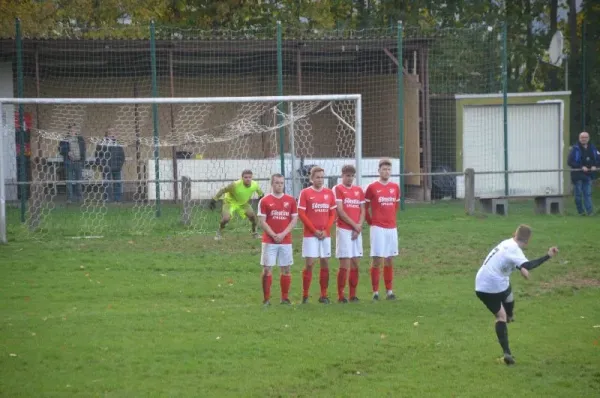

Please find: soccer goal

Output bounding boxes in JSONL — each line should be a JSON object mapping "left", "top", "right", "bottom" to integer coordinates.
{"left": 0, "top": 94, "right": 362, "bottom": 242}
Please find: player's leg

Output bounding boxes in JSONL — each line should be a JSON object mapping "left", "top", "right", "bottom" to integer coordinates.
{"left": 349, "top": 231, "right": 362, "bottom": 301}
{"left": 279, "top": 244, "right": 293, "bottom": 304}
{"left": 318, "top": 237, "right": 332, "bottom": 303}
{"left": 502, "top": 289, "right": 515, "bottom": 323}
{"left": 476, "top": 290, "right": 514, "bottom": 365}
{"left": 383, "top": 257, "right": 396, "bottom": 300}
{"left": 370, "top": 226, "right": 384, "bottom": 300}
{"left": 335, "top": 228, "right": 350, "bottom": 303}
{"left": 301, "top": 237, "right": 317, "bottom": 303}
{"left": 383, "top": 227, "right": 399, "bottom": 300}
{"left": 337, "top": 258, "right": 349, "bottom": 303}
{"left": 243, "top": 203, "right": 259, "bottom": 238}
{"left": 260, "top": 243, "right": 275, "bottom": 305}
{"left": 216, "top": 202, "right": 232, "bottom": 240}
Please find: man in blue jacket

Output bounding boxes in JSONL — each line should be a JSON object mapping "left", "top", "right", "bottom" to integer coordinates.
{"left": 567, "top": 131, "right": 599, "bottom": 215}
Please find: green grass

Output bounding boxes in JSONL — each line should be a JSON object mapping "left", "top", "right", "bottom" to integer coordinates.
{"left": 1, "top": 197, "right": 600, "bottom": 397}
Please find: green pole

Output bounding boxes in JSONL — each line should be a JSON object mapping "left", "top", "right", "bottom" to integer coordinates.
{"left": 16, "top": 18, "right": 26, "bottom": 222}
{"left": 276, "top": 21, "right": 285, "bottom": 179}
{"left": 397, "top": 21, "right": 405, "bottom": 210}
{"left": 581, "top": 21, "right": 586, "bottom": 130}
{"left": 502, "top": 22, "right": 509, "bottom": 196}
{"left": 150, "top": 21, "right": 161, "bottom": 217}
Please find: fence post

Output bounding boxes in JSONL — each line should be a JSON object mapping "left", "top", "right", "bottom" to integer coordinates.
{"left": 276, "top": 21, "right": 285, "bottom": 180}
{"left": 397, "top": 21, "right": 405, "bottom": 210}
{"left": 16, "top": 18, "right": 26, "bottom": 222}
{"left": 464, "top": 168, "right": 475, "bottom": 215}
{"left": 181, "top": 176, "right": 191, "bottom": 225}
{"left": 502, "top": 22, "right": 509, "bottom": 196}
{"left": 150, "top": 20, "right": 161, "bottom": 217}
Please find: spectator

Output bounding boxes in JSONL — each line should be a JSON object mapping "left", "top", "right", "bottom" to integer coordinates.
{"left": 567, "top": 131, "right": 599, "bottom": 216}
{"left": 58, "top": 125, "right": 86, "bottom": 203}
{"left": 95, "top": 129, "right": 125, "bottom": 203}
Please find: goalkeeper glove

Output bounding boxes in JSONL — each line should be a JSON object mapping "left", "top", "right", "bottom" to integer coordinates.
{"left": 209, "top": 198, "right": 217, "bottom": 210}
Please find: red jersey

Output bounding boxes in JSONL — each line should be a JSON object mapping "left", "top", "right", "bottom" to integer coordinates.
{"left": 333, "top": 184, "right": 365, "bottom": 231}
{"left": 297, "top": 186, "right": 337, "bottom": 237}
{"left": 365, "top": 180, "right": 400, "bottom": 228}
{"left": 258, "top": 193, "right": 298, "bottom": 244}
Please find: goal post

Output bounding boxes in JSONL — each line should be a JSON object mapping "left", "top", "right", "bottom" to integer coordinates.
{"left": 0, "top": 94, "right": 362, "bottom": 242}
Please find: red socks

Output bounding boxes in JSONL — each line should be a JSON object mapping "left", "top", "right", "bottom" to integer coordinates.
{"left": 280, "top": 274, "right": 291, "bottom": 300}
{"left": 349, "top": 268, "right": 359, "bottom": 298}
{"left": 370, "top": 266, "right": 380, "bottom": 293}
{"left": 262, "top": 273, "right": 272, "bottom": 301}
{"left": 337, "top": 268, "right": 348, "bottom": 300}
{"left": 383, "top": 265, "right": 393, "bottom": 291}
{"left": 319, "top": 268, "right": 329, "bottom": 298}
{"left": 302, "top": 268, "right": 312, "bottom": 298}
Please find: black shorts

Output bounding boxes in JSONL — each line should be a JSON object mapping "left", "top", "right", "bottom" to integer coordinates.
{"left": 475, "top": 285, "right": 512, "bottom": 315}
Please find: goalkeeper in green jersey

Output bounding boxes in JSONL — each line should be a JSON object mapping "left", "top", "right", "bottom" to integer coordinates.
{"left": 209, "top": 169, "right": 264, "bottom": 240}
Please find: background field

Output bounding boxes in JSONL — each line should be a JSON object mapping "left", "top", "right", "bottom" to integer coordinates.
{"left": 1, "top": 196, "right": 599, "bottom": 397}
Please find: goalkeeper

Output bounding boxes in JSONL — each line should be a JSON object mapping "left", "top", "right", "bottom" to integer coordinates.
{"left": 210, "top": 169, "right": 264, "bottom": 240}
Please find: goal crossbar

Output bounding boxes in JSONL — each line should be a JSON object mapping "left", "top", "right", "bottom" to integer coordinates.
{"left": 0, "top": 94, "right": 362, "bottom": 105}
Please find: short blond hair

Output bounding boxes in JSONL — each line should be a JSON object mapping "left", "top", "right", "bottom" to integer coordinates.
{"left": 310, "top": 166, "right": 324, "bottom": 179}
{"left": 514, "top": 224, "right": 532, "bottom": 243}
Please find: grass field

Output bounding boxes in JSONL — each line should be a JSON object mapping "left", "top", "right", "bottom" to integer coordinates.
{"left": 1, "top": 196, "right": 600, "bottom": 397}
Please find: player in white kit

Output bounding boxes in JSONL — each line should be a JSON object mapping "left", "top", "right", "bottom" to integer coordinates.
{"left": 475, "top": 224, "right": 559, "bottom": 365}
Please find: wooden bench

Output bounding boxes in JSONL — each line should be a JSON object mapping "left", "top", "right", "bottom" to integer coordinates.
{"left": 478, "top": 195, "right": 564, "bottom": 216}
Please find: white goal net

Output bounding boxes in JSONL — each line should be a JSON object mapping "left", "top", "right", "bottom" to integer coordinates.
{"left": 0, "top": 95, "right": 362, "bottom": 241}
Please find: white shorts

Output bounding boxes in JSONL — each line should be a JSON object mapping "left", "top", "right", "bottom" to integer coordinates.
{"left": 335, "top": 228, "right": 363, "bottom": 258}
{"left": 370, "top": 226, "right": 399, "bottom": 258}
{"left": 260, "top": 243, "right": 293, "bottom": 267}
{"left": 302, "top": 237, "right": 332, "bottom": 258}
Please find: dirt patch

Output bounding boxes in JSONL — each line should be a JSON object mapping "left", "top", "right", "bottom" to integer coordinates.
{"left": 538, "top": 270, "right": 600, "bottom": 291}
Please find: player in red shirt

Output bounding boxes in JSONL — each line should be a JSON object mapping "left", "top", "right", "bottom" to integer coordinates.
{"left": 257, "top": 173, "right": 298, "bottom": 305}
{"left": 364, "top": 158, "right": 401, "bottom": 301}
{"left": 333, "top": 164, "right": 365, "bottom": 303}
{"left": 297, "top": 166, "right": 337, "bottom": 304}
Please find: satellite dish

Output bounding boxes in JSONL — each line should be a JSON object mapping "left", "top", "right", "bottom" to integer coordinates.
{"left": 548, "top": 31, "right": 564, "bottom": 67}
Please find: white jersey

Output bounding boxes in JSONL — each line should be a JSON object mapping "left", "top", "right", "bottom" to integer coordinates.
{"left": 475, "top": 238, "right": 528, "bottom": 293}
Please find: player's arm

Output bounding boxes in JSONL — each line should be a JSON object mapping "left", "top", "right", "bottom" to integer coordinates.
{"left": 257, "top": 185, "right": 265, "bottom": 199}
{"left": 326, "top": 203, "right": 337, "bottom": 231}
{"left": 515, "top": 247, "right": 559, "bottom": 278}
{"left": 280, "top": 214, "right": 298, "bottom": 238}
{"left": 258, "top": 215, "right": 276, "bottom": 239}
{"left": 209, "top": 182, "right": 236, "bottom": 209}
{"left": 364, "top": 186, "right": 372, "bottom": 225}
{"left": 335, "top": 204, "right": 358, "bottom": 230}
{"left": 333, "top": 188, "right": 355, "bottom": 230}
{"left": 298, "top": 209, "right": 317, "bottom": 234}
{"left": 297, "top": 190, "right": 318, "bottom": 236}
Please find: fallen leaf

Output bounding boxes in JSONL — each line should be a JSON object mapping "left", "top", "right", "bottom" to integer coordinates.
{"left": 9, "top": 353, "right": 17, "bottom": 357}
{"left": 216, "top": 336, "right": 221, "bottom": 340}
{"left": 593, "top": 325, "right": 600, "bottom": 328}
{"left": 380, "top": 334, "right": 386, "bottom": 339}
{"left": 80, "top": 265, "right": 85, "bottom": 269}
{"left": 413, "top": 322, "right": 419, "bottom": 326}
